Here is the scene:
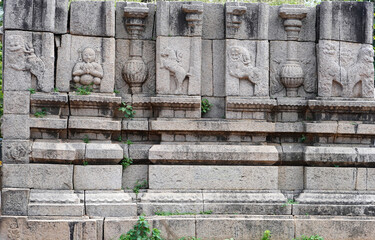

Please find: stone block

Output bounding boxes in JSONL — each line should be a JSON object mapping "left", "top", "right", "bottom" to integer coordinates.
{"left": 28, "top": 190, "right": 84, "bottom": 216}
{"left": 74, "top": 165, "right": 122, "bottom": 190}
{"left": 149, "top": 165, "right": 279, "bottom": 190}
{"left": 69, "top": 116, "right": 121, "bottom": 131}
{"left": 0, "top": 216, "right": 101, "bottom": 240}
{"left": 56, "top": 34, "right": 115, "bottom": 93}
{"left": 280, "top": 143, "right": 304, "bottom": 163}
{"left": 70, "top": 0, "right": 115, "bottom": 37}
{"left": 201, "top": 97, "right": 225, "bottom": 118}
{"left": 357, "top": 148, "right": 375, "bottom": 165}
{"left": 104, "top": 217, "right": 144, "bottom": 240}
{"left": 202, "top": 3, "right": 225, "bottom": 39}
{"left": 226, "top": 39, "right": 269, "bottom": 97}
{"left": 304, "top": 146, "right": 357, "bottom": 166}
{"left": 213, "top": 40, "right": 226, "bottom": 97}
{"left": 361, "top": 168, "right": 375, "bottom": 191}
{"left": 268, "top": 5, "right": 316, "bottom": 42}
{"left": 305, "top": 167, "right": 356, "bottom": 190}
{"left": 305, "top": 122, "right": 337, "bottom": 134}
{"left": 201, "top": 40, "right": 213, "bottom": 96}
{"left": 85, "top": 191, "right": 137, "bottom": 217}
{"left": 270, "top": 41, "right": 317, "bottom": 98}
{"left": 129, "top": 144, "right": 152, "bottom": 161}
{"left": 149, "top": 145, "right": 278, "bottom": 164}
{"left": 122, "top": 119, "right": 149, "bottom": 131}
{"left": 156, "top": 36, "right": 201, "bottom": 95}
{"left": 1, "top": 188, "right": 30, "bottom": 216}
{"left": 1, "top": 114, "right": 30, "bottom": 139}
{"left": 319, "top": 1, "right": 373, "bottom": 44}
{"left": 153, "top": 217, "right": 196, "bottom": 240}
{"left": 115, "top": 39, "right": 155, "bottom": 96}
{"left": 30, "top": 116, "right": 68, "bottom": 130}
{"left": 31, "top": 141, "right": 85, "bottom": 163}
{"left": 295, "top": 216, "right": 375, "bottom": 240}
{"left": 116, "top": 2, "right": 156, "bottom": 40}
{"left": 278, "top": 166, "right": 304, "bottom": 190}
{"left": 4, "top": 31, "right": 54, "bottom": 92}
{"left": 3, "top": 91, "right": 30, "bottom": 114}
{"left": 85, "top": 143, "right": 123, "bottom": 164}
{"left": 196, "top": 216, "right": 294, "bottom": 240}
{"left": 4, "top": 0, "right": 69, "bottom": 33}
{"left": 318, "top": 40, "right": 374, "bottom": 98}
{"left": 2, "top": 140, "right": 31, "bottom": 164}
{"left": 2, "top": 164, "right": 73, "bottom": 189}
{"left": 225, "top": 2, "right": 269, "bottom": 40}
{"left": 123, "top": 165, "right": 148, "bottom": 190}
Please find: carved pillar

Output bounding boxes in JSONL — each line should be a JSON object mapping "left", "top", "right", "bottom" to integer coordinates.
{"left": 279, "top": 7, "right": 307, "bottom": 97}
{"left": 226, "top": 6, "right": 247, "bottom": 38}
{"left": 182, "top": 4, "right": 203, "bottom": 37}
{"left": 122, "top": 5, "right": 149, "bottom": 94}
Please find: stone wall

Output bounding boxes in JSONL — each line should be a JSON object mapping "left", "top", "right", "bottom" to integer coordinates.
{"left": 1, "top": 0, "right": 375, "bottom": 239}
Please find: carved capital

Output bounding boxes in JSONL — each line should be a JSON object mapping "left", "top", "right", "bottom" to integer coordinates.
{"left": 226, "top": 6, "right": 247, "bottom": 37}
{"left": 124, "top": 4, "right": 149, "bottom": 39}
{"left": 279, "top": 7, "right": 308, "bottom": 41}
{"left": 182, "top": 3, "right": 203, "bottom": 36}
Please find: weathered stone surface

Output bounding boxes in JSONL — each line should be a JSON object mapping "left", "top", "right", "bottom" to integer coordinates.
{"left": 4, "top": 31, "right": 54, "bottom": 92}
{"left": 30, "top": 116, "right": 68, "bottom": 130}
{"left": 201, "top": 40, "right": 213, "bottom": 96}
{"left": 31, "top": 141, "right": 85, "bottom": 163}
{"left": 85, "top": 143, "right": 123, "bottom": 164}
{"left": 122, "top": 119, "right": 149, "bottom": 131}
{"left": 201, "top": 97, "right": 225, "bottom": 118}
{"left": 196, "top": 216, "right": 294, "bottom": 240}
{"left": 225, "top": 2, "right": 269, "bottom": 40}
{"left": 1, "top": 114, "right": 30, "bottom": 139}
{"left": 278, "top": 166, "right": 304, "bottom": 190}
{"left": 0, "top": 216, "right": 101, "bottom": 240}
{"left": 305, "top": 147, "right": 358, "bottom": 166}
{"left": 56, "top": 34, "right": 115, "bottom": 93}
{"left": 156, "top": 37, "right": 201, "bottom": 95}
{"left": 149, "top": 165, "right": 279, "bottom": 190}
{"left": 4, "top": 0, "right": 69, "bottom": 33}
{"left": 70, "top": 0, "right": 115, "bottom": 37}
{"left": 129, "top": 144, "right": 152, "bottom": 161}
{"left": 2, "top": 140, "right": 31, "bottom": 164}
{"left": 1, "top": 188, "right": 30, "bottom": 216}
{"left": 28, "top": 190, "right": 84, "bottom": 216}
{"left": 305, "top": 167, "right": 356, "bottom": 190}
{"left": 270, "top": 41, "right": 317, "bottom": 98}
{"left": 202, "top": 3, "right": 225, "bottom": 39}
{"left": 318, "top": 40, "right": 374, "bottom": 98}
{"left": 116, "top": 2, "right": 156, "bottom": 40}
{"left": 2, "top": 164, "right": 73, "bottom": 189}
{"left": 123, "top": 165, "right": 148, "bottom": 189}
{"left": 213, "top": 40, "right": 226, "bottom": 97}
{"left": 149, "top": 145, "right": 278, "bottom": 164}
{"left": 357, "top": 168, "right": 375, "bottom": 191}
{"left": 69, "top": 116, "right": 121, "bottom": 131}
{"left": 226, "top": 40, "right": 269, "bottom": 97}
{"left": 115, "top": 40, "right": 155, "bottom": 96}
{"left": 319, "top": 1, "right": 373, "bottom": 44}
{"left": 3, "top": 91, "right": 30, "bottom": 114}
{"left": 74, "top": 166, "right": 122, "bottom": 190}
{"left": 86, "top": 191, "right": 136, "bottom": 217}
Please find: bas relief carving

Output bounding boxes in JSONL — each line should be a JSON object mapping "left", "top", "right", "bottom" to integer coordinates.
{"left": 160, "top": 47, "right": 191, "bottom": 94}
{"left": 72, "top": 47, "right": 104, "bottom": 90}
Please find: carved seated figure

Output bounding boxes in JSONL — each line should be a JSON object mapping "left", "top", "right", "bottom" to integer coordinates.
{"left": 72, "top": 47, "right": 104, "bottom": 89}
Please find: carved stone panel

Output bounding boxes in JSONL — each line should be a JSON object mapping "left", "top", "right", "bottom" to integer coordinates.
{"left": 270, "top": 41, "right": 317, "bottom": 98}
{"left": 2, "top": 140, "right": 31, "bottom": 163}
{"left": 225, "top": 40, "right": 269, "bottom": 97}
{"left": 115, "top": 40, "right": 155, "bottom": 97}
{"left": 3, "top": 31, "right": 54, "bottom": 92}
{"left": 156, "top": 37, "right": 201, "bottom": 96}
{"left": 318, "top": 40, "right": 374, "bottom": 98}
{"left": 56, "top": 34, "right": 115, "bottom": 93}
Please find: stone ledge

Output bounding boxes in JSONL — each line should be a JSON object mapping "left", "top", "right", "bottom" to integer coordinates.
{"left": 69, "top": 116, "right": 121, "bottom": 131}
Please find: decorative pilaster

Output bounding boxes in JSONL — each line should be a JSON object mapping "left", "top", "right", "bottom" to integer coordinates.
{"left": 182, "top": 3, "right": 203, "bottom": 36}
{"left": 226, "top": 6, "right": 247, "bottom": 38}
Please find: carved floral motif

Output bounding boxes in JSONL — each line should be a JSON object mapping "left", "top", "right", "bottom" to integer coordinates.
{"left": 4, "top": 142, "right": 29, "bottom": 162}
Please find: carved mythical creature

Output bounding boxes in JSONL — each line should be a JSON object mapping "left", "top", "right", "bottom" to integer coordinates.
{"left": 227, "top": 46, "right": 265, "bottom": 96}
{"left": 6, "top": 35, "right": 45, "bottom": 86}
{"left": 318, "top": 42, "right": 343, "bottom": 97}
{"left": 73, "top": 47, "right": 104, "bottom": 89}
{"left": 347, "top": 45, "right": 374, "bottom": 98}
{"left": 160, "top": 47, "right": 191, "bottom": 94}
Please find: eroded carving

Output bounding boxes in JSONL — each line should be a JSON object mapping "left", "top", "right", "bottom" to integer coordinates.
{"left": 160, "top": 47, "right": 191, "bottom": 94}
{"left": 72, "top": 47, "right": 104, "bottom": 90}
{"left": 6, "top": 35, "right": 45, "bottom": 87}
{"left": 227, "top": 46, "right": 267, "bottom": 96}
{"left": 4, "top": 143, "right": 29, "bottom": 162}
{"left": 182, "top": 3, "right": 203, "bottom": 36}
{"left": 8, "top": 219, "right": 21, "bottom": 240}
{"left": 226, "top": 6, "right": 247, "bottom": 37}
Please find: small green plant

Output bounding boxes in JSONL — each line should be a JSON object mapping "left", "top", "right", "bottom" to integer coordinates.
{"left": 199, "top": 210, "right": 213, "bottom": 215}
{"left": 34, "top": 108, "right": 47, "bottom": 118}
{"left": 282, "top": 199, "right": 299, "bottom": 207}
{"left": 262, "top": 230, "right": 271, "bottom": 240}
{"left": 119, "top": 102, "right": 136, "bottom": 119}
{"left": 83, "top": 135, "right": 90, "bottom": 143}
{"left": 179, "top": 238, "right": 202, "bottom": 240}
{"left": 83, "top": 161, "right": 88, "bottom": 166}
{"left": 293, "top": 235, "right": 324, "bottom": 240}
{"left": 28, "top": 88, "right": 36, "bottom": 94}
{"left": 76, "top": 85, "right": 93, "bottom": 95}
{"left": 113, "top": 89, "right": 120, "bottom": 94}
{"left": 201, "top": 98, "right": 213, "bottom": 114}
{"left": 126, "top": 139, "right": 133, "bottom": 145}
{"left": 133, "top": 180, "right": 147, "bottom": 194}
{"left": 53, "top": 87, "right": 59, "bottom": 93}
{"left": 300, "top": 134, "right": 306, "bottom": 143}
{"left": 120, "top": 156, "right": 133, "bottom": 169}
{"left": 118, "top": 216, "right": 163, "bottom": 240}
